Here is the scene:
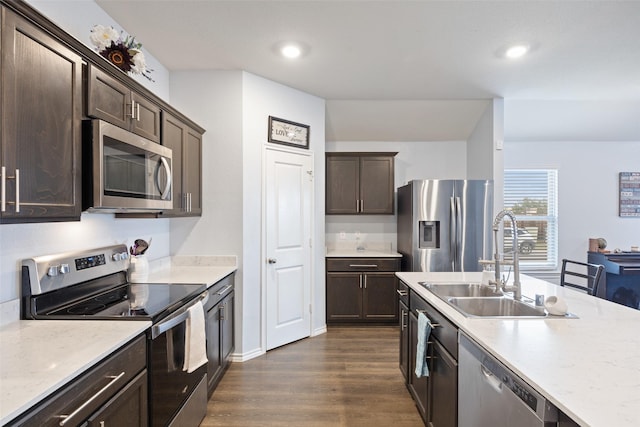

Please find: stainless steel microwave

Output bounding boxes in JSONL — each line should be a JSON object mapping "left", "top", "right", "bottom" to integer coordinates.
{"left": 83, "top": 119, "right": 173, "bottom": 212}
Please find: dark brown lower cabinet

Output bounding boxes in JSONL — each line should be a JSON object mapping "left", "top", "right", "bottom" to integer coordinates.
{"left": 7, "top": 335, "right": 147, "bottom": 426}
{"left": 204, "top": 274, "right": 235, "bottom": 395}
{"left": 402, "top": 284, "right": 458, "bottom": 427}
{"left": 326, "top": 257, "right": 400, "bottom": 324}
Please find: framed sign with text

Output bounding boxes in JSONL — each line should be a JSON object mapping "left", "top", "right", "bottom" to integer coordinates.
{"left": 268, "top": 116, "right": 310, "bottom": 149}
{"left": 619, "top": 172, "right": 640, "bottom": 217}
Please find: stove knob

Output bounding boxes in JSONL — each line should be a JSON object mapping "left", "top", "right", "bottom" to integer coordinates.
{"left": 47, "top": 265, "right": 59, "bottom": 277}
{"left": 112, "top": 253, "right": 122, "bottom": 261}
{"left": 59, "top": 264, "right": 70, "bottom": 275}
{"left": 120, "top": 251, "right": 129, "bottom": 260}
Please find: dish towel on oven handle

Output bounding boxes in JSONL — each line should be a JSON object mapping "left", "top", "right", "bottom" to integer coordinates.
{"left": 415, "top": 311, "right": 432, "bottom": 378}
{"left": 183, "top": 300, "right": 208, "bottom": 373}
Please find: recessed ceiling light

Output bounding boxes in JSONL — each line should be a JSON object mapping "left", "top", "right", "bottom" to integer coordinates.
{"left": 504, "top": 45, "right": 529, "bottom": 59}
{"left": 281, "top": 44, "right": 302, "bottom": 59}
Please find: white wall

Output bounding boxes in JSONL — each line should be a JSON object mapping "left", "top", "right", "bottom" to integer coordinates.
{"left": 27, "top": 0, "right": 170, "bottom": 100}
{"left": 505, "top": 140, "right": 640, "bottom": 269}
{"left": 325, "top": 140, "right": 467, "bottom": 251}
{"left": 169, "top": 71, "right": 326, "bottom": 358}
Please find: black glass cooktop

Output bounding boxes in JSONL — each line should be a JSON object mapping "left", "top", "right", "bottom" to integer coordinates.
{"left": 43, "top": 282, "right": 206, "bottom": 322}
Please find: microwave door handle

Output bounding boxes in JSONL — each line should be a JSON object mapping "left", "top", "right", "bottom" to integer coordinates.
{"left": 158, "top": 156, "right": 172, "bottom": 200}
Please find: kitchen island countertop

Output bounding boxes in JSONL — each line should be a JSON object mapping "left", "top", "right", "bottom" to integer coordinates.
{"left": 398, "top": 272, "right": 640, "bottom": 427}
{"left": 0, "top": 320, "right": 150, "bottom": 426}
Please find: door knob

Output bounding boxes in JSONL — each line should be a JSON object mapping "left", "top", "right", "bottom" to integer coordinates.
{"left": 267, "top": 258, "right": 277, "bottom": 264}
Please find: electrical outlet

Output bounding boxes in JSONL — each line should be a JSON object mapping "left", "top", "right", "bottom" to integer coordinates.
{"left": 339, "top": 232, "right": 346, "bottom": 240}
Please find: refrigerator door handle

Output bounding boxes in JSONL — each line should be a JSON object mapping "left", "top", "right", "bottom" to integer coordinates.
{"left": 450, "top": 197, "right": 457, "bottom": 271}
{"left": 455, "top": 196, "right": 462, "bottom": 270}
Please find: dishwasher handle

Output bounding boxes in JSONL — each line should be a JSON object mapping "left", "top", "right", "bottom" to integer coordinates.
{"left": 480, "top": 364, "right": 503, "bottom": 393}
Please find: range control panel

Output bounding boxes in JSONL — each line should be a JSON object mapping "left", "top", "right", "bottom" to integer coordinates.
{"left": 22, "top": 244, "right": 131, "bottom": 295}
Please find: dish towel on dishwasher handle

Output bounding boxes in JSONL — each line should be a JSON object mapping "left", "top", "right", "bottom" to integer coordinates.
{"left": 183, "top": 300, "right": 208, "bottom": 373}
{"left": 415, "top": 311, "right": 432, "bottom": 378}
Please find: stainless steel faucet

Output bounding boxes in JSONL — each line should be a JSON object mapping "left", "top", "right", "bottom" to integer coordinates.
{"left": 492, "top": 210, "right": 522, "bottom": 300}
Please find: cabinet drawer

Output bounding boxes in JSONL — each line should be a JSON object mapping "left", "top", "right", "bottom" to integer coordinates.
{"left": 326, "top": 258, "right": 400, "bottom": 272}
{"left": 397, "top": 280, "right": 409, "bottom": 305}
{"left": 410, "top": 292, "right": 457, "bottom": 359}
{"left": 8, "top": 335, "right": 146, "bottom": 426}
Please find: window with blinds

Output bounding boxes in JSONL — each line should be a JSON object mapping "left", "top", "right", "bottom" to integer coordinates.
{"left": 503, "top": 169, "right": 558, "bottom": 269}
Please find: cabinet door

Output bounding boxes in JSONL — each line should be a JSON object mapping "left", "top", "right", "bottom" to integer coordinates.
{"left": 161, "top": 113, "right": 186, "bottom": 212}
{"left": 1, "top": 8, "right": 82, "bottom": 222}
{"left": 87, "top": 370, "right": 148, "bottom": 427}
{"left": 221, "top": 292, "right": 234, "bottom": 362}
{"left": 428, "top": 339, "right": 457, "bottom": 427}
{"left": 399, "top": 300, "right": 409, "bottom": 382}
{"left": 362, "top": 272, "right": 398, "bottom": 320}
{"left": 130, "top": 92, "right": 161, "bottom": 143}
{"left": 183, "top": 126, "right": 202, "bottom": 215}
{"left": 326, "top": 272, "right": 363, "bottom": 320}
{"left": 326, "top": 155, "right": 359, "bottom": 214}
{"left": 359, "top": 155, "right": 394, "bottom": 214}
{"left": 87, "top": 65, "right": 131, "bottom": 130}
{"left": 206, "top": 302, "right": 222, "bottom": 393}
{"left": 408, "top": 311, "right": 429, "bottom": 423}
{"left": 160, "top": 113, "right": 202, "bottom": 216}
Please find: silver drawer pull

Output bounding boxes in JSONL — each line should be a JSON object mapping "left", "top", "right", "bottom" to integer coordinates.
{"left": 348, "top": 264, "right": 378, "bottom": 268}
{"left": 58, "top": 372, "right": 125, "bottom": 426}
{"left": 396, "top": 289, "right": 408, "bottom": 297}
{"left": 216, "top": 284, "right": 233, "bottom": 296}
{"left": 416, "top": 309, "right": 441, "bottom": 327}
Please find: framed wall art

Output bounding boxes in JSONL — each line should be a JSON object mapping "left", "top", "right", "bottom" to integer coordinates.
{"left": 619, "top": 172, "right": 640, "bottom": 217}
{"left": 268, "top": 116, "right": 310, "bottom": 149}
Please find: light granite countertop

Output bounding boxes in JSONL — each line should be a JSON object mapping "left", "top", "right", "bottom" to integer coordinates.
{"left": 397, "top": 272, "right": 640, "bottom": 427}
{"left": 146, "top": 256, "right": 237, "bottom": 286}
{"left": 0, "top": 320, "right": 150, "bottom": 426}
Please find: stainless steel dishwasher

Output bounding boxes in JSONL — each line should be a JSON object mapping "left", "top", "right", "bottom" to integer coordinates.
{"left": 458, "top": 332, "right": 559, "bottom": 427}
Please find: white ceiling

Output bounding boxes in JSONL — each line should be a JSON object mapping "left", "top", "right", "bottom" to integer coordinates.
{"left": 95, "top": 0, "right": 640, "bottom": 142}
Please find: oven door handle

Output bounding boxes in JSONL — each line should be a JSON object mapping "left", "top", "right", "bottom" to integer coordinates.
{"left": 151, "top": 291, "right": 208, "bottom": 339}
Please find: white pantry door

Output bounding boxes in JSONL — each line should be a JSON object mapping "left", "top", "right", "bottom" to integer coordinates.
{"left": 265, "top": 148, "right": 313, "bottom": 350}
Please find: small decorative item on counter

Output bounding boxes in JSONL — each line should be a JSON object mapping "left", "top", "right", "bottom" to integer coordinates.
{"left": 129, "top": 238, "right": 151, "bottom": 283}
{"left": 544, "top": 296, "right": 568, "bottom": 316}
{"left": 89, "top": 24, "right": 154, "bottom": 81}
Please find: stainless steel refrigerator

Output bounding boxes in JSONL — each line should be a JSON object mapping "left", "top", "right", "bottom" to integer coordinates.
{"left": 397, "top": 179, "right": 493, "bottom": 272}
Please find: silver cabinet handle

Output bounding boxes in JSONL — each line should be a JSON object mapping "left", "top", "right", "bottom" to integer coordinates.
{"left": 128, "top": 101, "right": 136, "bottom": 119}
{"left": 136, "top": 102, "right": 140, "bottom": 121}
{"left": 267, "top": 258, "right": 277, "bottom": 264}
{"left": 416, "top": 309, "right": 441, "bottom": 327}
{"left": 349, "top": 264, "right": 378, "bottom": 268}
{"left": 1, "top": 166, "right": 5, "bottom": 212}
{"left": 183, "top": 193, "right": 187, "bottom": 211}
{"left": 396, "top": 289, "right": 408, "bottom": 297}
{"left": 220, "top": 304, "right": 225, "bottom": 321}
{"left": 58, "top": 372, "right": 125, "bottom": 426}
{"left": 14, "top": 169, "right": 19, "bottom": 213}
{"left": 401, "top": 309, "right": 408, "bottom": 330}
{"left": 159, "top": 157, "right": 172, "bottom": 200}
{"left": 188, "top": 192, "right": 192, "bottom": 212}
{"left": 0, "top": 167, "right": 19, "bottom": 213}
{"left": 364, "top": 275, "right": 367, "bottom": 289}
{"left": 216, "top": 284, "right": 233, "bottom": 296}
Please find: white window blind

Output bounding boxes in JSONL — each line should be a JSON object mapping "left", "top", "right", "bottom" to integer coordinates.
{"left": 504, "top": 169, "right": 558, "bottom": 269}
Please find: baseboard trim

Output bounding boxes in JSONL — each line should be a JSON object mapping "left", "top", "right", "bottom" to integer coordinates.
{"left": 230, "top": 347, "right": 264, "bottom": 363}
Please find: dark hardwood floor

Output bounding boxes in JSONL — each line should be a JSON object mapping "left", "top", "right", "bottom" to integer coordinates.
{"left": 201, "top": 326, "right": 423, "bottom": 426}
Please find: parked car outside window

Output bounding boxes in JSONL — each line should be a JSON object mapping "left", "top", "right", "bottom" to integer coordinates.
{"left": 504, "top": 228, "right": 536, "bottom": 254}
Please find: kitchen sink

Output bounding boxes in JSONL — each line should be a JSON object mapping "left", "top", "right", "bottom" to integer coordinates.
{"left": 447, "top": 297, "right": 547, "bottom": 318}
{"left": 420, "top": 282, "right": 504, "bottom": 298}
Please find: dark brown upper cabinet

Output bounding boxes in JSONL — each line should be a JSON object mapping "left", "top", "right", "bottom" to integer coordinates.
{"left": 87, "top": 65, "right": 161, "bottom": 143}
{"left": 0, "top": 6, "right": 82, "bottom": 223}
{"left": 326, "top": 152, "right": 397, "bottom": 215}
{"left": 160, "top": 112, "right": 203, "bottom": 216}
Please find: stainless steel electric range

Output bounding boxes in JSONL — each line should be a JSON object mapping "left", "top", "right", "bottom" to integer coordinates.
{"left": 21, "top": 244, "right": 208, "bottom": 427}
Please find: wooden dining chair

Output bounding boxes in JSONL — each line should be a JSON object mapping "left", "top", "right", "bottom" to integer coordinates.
{"left": 560, "top": 259, "right": 605, "bottom": 297}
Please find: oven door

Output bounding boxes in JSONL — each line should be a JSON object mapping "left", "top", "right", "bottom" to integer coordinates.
{"left": 149, "top": 293, "right": 208, "bottom": 427}
{"left": 87, "top": 119, "right": 173, "bottom": 212}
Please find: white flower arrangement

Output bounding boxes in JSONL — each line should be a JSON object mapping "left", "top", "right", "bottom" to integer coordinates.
{"left": 90, "top": 24, "right": 153, "bottom": 81}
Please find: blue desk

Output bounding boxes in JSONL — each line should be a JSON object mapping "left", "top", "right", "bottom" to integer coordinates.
{"left": 588, "top": 251, "right": 640, "bottom": 309}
